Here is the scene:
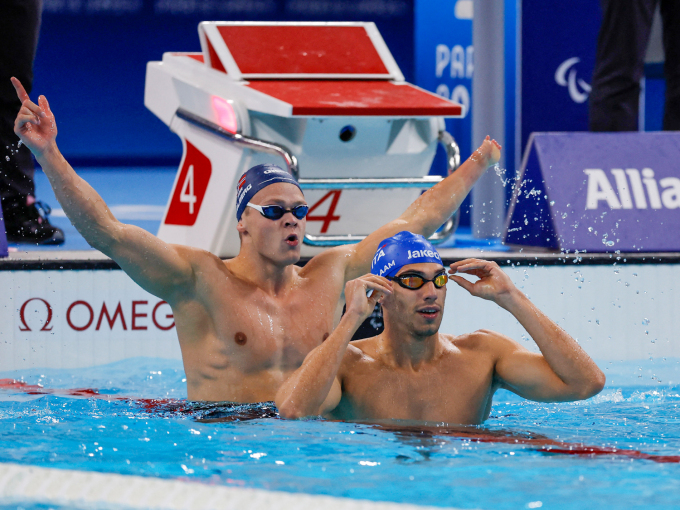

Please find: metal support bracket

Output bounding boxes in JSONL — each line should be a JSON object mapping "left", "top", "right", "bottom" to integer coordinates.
{"left": 302, "top": 131, "right": 461, "bottom": 246}
{"left": 175, "top": 108, "right": 299, "bottom": 179}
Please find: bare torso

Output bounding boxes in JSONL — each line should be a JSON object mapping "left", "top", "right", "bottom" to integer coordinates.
{"left": 329, "top": 333, "right": 501, "bottom": 425}
{"left": 171, "top": 248, "right": 346, "bottom": 402}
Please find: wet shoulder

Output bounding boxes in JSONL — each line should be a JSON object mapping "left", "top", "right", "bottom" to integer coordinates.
{"left": 299, "top": 245, "right": 353, "bottom": 280}
{"left": 339, "top": 337, "right": 380, "bottom": 372}
{"left": 173, "top": 244, "right": 224, "bottom": 272}
{"left": 450, "top": 329, "right": 521, "bottom": 358}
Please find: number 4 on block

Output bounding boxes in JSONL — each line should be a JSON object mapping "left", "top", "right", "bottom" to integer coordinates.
{"left": 306, "top": 190, "right": 342, "bottom": 233}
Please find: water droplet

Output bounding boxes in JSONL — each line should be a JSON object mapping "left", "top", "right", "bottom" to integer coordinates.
{"left": 642, "top": 318, "right": 650, "bottom": 326}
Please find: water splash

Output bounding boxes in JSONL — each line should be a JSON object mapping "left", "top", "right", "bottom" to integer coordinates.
{"left": 493, "top": 163, "right": 509, "bottom": 186}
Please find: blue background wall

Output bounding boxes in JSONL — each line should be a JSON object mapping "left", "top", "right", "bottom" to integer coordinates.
{"left": 33, "top": 0, "right": 416, "bottom": 165}
{"left": 32, "top": 1, "right": 666, "bottom": 179}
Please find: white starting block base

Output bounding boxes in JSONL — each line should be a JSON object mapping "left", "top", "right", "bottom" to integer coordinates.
{"left": 2, "top": 249, "right": 679, "bottom": 372}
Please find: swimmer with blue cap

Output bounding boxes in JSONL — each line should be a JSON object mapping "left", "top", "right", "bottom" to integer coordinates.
{"left": 277, "top": 231, "right": 605, "bottom": 424}
{"left": 16, "top": 74, "right": 527, "bottom": 403}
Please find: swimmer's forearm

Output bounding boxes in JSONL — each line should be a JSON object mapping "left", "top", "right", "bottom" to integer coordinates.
{"left": 401, "top": 155, "right": 489, "bottom": 238}
{"left": 36, "top": 143, "right": 120, "bottom": 251}
{"left": 276, "top": 312, "right": 362, "bottom": 419}
{"left": 500, "top": 290, "right": 605, "bottom": 397}
{"left": 35, "top": 142, "right": 194, "bottom": 299}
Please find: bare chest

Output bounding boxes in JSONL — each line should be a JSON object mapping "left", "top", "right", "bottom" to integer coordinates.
{"left": 339, "top": 358, "right": 496, "bottom": 424}
{"left": 188, "top": 277, "right": 339, "bottom": 373}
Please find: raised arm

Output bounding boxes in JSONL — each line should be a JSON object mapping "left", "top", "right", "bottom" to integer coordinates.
{"left": 449, "top": 259, "right": 606, "bottom": 401}
{"left": 11, "top": 78, "right": 195, "bottom": 301}
{"left": 276, "top": 274, "right": 392, "bottom": 419}
{"left": 343, "top": 137, "right": 502, "bottom": 280}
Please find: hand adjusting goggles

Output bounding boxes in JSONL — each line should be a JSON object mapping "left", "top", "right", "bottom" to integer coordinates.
{"left": 246, "top": 203, "right": 309, "bottom": 220}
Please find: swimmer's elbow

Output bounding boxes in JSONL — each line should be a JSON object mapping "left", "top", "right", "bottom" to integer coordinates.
{"left": 276, "top": 399, "right": 310, "bottom": 420}
{"left": 591, "top": 369, "right": 607, "bottom": 396}
{"left": 574, "top": 370, "right": 606, "bottom": 400}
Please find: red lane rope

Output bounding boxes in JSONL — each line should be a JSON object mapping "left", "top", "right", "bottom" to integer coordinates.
{"left": 0, "top": 378, "right": 184, "bottom": 412}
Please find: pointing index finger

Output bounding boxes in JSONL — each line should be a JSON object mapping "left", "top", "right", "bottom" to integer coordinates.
{"left": 11, "top": 77, "right": 29, "bottom": 103}
{"left": 11, "top": 77, "right": 44, "bottom": 117}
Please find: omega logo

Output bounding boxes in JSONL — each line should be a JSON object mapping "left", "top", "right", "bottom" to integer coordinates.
{"left": 19, "top": 298, "right": 54, "bottom": 332}
{"left": 18, "top": 298, "right": 175, "bottom": 332}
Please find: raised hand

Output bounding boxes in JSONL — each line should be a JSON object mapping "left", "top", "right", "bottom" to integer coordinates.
{"left": 344, "top": 274, "right": 392, "bottom": 321}
{"left": 448, "top": 258, "right": 517, "bottom": 307}
{"left": 11, "top": 77, "right": 57, "bottom": 156}
{"left": 470, "top": 135, "right": 502, "bottom": 168}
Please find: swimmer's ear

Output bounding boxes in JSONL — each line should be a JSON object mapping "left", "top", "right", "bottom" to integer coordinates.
{"left": 236, "top": 217, "right": 248, "bottom": 236}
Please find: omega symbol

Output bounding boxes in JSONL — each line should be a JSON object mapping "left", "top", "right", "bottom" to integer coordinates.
{"left": 19, "top": 298, "right": 54, "bottom": 332}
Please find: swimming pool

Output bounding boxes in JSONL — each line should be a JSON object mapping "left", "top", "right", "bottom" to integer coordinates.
{"left": 0, "top": 357, "right": 678, "bottom": 509}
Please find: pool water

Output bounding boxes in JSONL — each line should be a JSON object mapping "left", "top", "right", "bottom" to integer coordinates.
{"left": 0, "top": 358, "right": 679, "bottom": 510}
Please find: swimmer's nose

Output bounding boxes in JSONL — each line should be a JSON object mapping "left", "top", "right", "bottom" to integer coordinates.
{"left": 283, "top": 214, "right": 298, "bottom": 227}
{"left": 422, "top": 281, "right": 438, "bottom": 300}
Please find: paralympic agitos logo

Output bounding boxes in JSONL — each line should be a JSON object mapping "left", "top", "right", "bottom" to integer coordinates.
{"left": 18, "top": 298, "right": 175, "bottom": 332}
{"left": 555, "top": 57, "right": 591, "bottom": 104}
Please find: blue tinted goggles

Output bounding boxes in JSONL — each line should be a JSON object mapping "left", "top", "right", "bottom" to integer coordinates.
{"left": 246, "top": 203, "right": 309, "bottom": 220}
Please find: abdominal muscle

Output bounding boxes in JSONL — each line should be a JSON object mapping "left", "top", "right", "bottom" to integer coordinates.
{"left": 185, "top": 362, "right": 295, "bottom": 403}
{"left": 178, "top": 327, "right": 321, "bottom": 402}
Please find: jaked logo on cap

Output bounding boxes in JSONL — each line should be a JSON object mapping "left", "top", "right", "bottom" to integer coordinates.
{"left": 370, "top": 231, "right": 443, "bottom": 279}
{"left": 407, "top": 249, "right": 441, "bottom": 261}
{"left": 235, "top": 164, "right": 303, "bottom": 221}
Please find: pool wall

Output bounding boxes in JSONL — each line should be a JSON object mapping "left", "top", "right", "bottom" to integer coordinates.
{"left": 0, "top": 268, "right": 180, "bottom": 371}
{"left": 1, "top": 257, "right": 678, "bottom": 371}
{"left": 441, "top": 262, "right": 680, "bottom": 362}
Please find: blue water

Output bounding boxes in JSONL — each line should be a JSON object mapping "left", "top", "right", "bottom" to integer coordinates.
{"left": 0, "top": 358, "right": 679, "bottom": 509}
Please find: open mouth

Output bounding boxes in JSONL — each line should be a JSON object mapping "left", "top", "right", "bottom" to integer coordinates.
{"left": 417, "top": 308, "right": 440, "bottom": 319}
{"left": 285, "top": 234, "right": 299, "bottom": 247}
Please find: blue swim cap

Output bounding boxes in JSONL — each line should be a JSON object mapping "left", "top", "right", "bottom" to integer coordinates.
{"left": 371, "top": 231, "right": 443, "bottom": 278}
{"left": 236, "top": 164, "right": 302, "bottom": 220}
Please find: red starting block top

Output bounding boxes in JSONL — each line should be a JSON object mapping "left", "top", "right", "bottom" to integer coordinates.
{"left": 199, "top": 22, "right": 403, "bottom": 80}
{"left": 191, "top": 22, "right": 463, "bottom": 117}
{"left": 246, "top": 80, "right": 463, "bottom": 117}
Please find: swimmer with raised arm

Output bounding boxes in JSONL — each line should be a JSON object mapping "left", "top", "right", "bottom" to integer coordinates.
{"left": 11, "top": 78, "right": 501, "bottom": 403}
{"left": 276, "top": 232, "right": 605, "bottom": 423}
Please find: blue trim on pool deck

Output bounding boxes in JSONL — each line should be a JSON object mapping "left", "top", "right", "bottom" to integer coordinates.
{"left": 10, "top": 167, "right": 510, "bottom": 254}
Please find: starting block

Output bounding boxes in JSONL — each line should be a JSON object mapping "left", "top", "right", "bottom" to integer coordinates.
{"left": 145, "top": 22, "right": 463, "bottom": 258}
